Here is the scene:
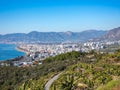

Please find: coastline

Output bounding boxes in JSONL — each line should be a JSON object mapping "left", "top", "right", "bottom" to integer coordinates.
{"left": 15, "top": 46, "right": 29, "bottom": 55}
{"left": 0, "top": 44, "right": 25, "bottom": 61}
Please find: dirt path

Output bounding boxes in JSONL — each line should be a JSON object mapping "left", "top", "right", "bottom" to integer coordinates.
{"left": 44, "top": 73, "right": 62, "bottom": 90}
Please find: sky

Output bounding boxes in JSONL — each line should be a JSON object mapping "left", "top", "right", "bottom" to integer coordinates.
{"left": 0, "top": 0, "right": 120, "bottom": 34}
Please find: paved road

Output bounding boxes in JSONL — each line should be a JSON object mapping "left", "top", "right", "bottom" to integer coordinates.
{"left": 44, "top": 73, "right": 62, "bottom": 90}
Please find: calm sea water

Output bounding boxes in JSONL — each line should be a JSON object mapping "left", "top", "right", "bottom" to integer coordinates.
{"left": 0, "top": 44, "right": 25, "bottom": 61}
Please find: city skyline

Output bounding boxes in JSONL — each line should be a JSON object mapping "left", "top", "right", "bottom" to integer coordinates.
{"left": 0, "top": 0, "right": 120, "bottom": 34}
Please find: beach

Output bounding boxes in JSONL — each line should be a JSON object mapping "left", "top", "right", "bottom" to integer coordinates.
{"left": 16, "top": 46, "right": 29, "bottom": 55}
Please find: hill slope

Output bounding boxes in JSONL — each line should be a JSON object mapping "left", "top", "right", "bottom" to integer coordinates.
{"left": 103, "top": 27, "right": 120, "bottom": 40}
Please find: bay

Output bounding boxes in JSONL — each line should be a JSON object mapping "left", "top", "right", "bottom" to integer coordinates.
{"left": 0, "top": 44, "right": 25, "bottom": 61}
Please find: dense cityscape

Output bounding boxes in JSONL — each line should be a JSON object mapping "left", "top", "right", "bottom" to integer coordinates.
{"left": 1, "top": 39, "right": 120, "bottom": 67}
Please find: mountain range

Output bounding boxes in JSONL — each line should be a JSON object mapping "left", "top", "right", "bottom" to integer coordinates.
{"left": 0, "top": 30, "right": 106, "bottom": 43}
{"left": 0, "top": 27, "right": 120, "bottom": 43}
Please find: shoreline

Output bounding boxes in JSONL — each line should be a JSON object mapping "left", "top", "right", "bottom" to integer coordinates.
{"left": 0, "top": 44, "right": 25, "bottom": 61}
{"left": 15, "top": 46, "right": 29, "bottom": 55}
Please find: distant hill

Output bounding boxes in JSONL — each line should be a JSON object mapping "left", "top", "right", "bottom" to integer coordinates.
{"left": 0, "top": 30, "right": 106, "bottom": 43}
{"left": 103, "top": 27, "right": 120, "bottom": 40}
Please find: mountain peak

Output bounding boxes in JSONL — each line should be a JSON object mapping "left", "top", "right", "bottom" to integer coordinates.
{"left": 65, "top": 31, "right": 73, "bottom": 35}
{"left": 28, "top": 31, "right": 39, "bottom": 34}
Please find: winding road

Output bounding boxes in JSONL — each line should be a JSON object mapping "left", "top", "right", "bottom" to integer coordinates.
{"left": 44, "top": 73, "right": 62, "bottom": 90}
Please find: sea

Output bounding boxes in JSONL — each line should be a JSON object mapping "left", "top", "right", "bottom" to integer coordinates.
{"left": 0, "top": 44, "right": 25, "bottom": 61}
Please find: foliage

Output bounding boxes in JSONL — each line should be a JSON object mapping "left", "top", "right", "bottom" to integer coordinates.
{"left": 0, "top": 51, "right": 85, "bottom": 90}
{"left": 0, "top": 50, "right": 120, "bottom": 90}
{"left": 97, "top": 79, "right": 120, "bottom": 90}
{"left": 50, "top": 50, "right": 120, "bottom": 90}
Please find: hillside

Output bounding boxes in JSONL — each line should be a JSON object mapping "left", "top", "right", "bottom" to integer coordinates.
{"left": 0, "top": 30, "right": 106, "bottom": 43}
{"left": 0, "top": 49, "right": 119, "bottom": 90}
{"left": 103, "top": 27, "right": 120, "bottom": 40}
{"left": 18, "top": 50, "right": 120, "bottom": 90}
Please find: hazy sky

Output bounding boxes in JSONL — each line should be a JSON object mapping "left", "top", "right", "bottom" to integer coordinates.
{"left": 0, "top": 0, "right": 120, "bottom": 34}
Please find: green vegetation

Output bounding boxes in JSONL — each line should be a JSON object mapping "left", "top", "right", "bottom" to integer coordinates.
{"left": 18, "top": 72, "right": 56, "bottom": 90}
{"left": 0, "top": 51, "right": 84, "bottom": 90}
{"left": 49, "top": 50, "right": 120, "bottom": 90}
{"left": 0, "top": 50, "right": 120, "bottom": 90}
{"left": 50, "top": 63, "right": 120, "bottom": 90}
{"left": 97, "top": 79, "right": 120, "bottom": 90}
